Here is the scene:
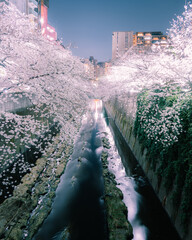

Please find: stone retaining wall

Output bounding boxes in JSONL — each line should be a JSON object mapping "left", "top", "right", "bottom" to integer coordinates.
{"left": 104, "top": 97, "right": 192, "bottom": 240}
{"left": 0, "top": 92, "right": 35, "bottom": 113}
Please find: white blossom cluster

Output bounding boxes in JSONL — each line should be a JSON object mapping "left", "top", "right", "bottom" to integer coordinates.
{"left": 137, "top": 91, "right": 183, "bottom": 147}
{"left": 0, "top": 1, "right": 92, "bottom": 200}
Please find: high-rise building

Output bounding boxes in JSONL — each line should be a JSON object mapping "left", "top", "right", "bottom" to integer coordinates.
{"left": 28, "top": 0, "right": 38, "bottom": 19}
{"left": 112, "top": 31, "right": 168, "bottom": 60}
{"left": 7, "top": 0, "right": 57, "bottom": 41}
{"left": 9, "top": 0, "right": 38, "bottom": 25}
{"left": 112, "top": 31, "right": 134, "bottom": 61}
{"left": 41, "top": 0, "right": 48, "bottom": 8}
{"left": 28, "top": 0, "right": 38, "bottom": 29}
{"left": 9, "top": 0, "right": 26, "bottom": 13}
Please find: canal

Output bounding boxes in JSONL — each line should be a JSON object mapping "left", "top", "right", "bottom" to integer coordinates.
{"left": 33, "top": 100, "right": 108, "bottom": 240}
{"left": 33, "top": 100, "right": 181, "bottom": 240}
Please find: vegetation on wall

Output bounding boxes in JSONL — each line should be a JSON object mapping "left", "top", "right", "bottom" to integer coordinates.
{"left": 134, "top": 88, "right": 192, "bottom": 231}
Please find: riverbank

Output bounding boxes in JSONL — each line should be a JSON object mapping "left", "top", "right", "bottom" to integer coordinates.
{"left": 104, "top": 97, "right": 192, "bottom": 240}
{"left": 0, "top": 101, "right": 134, "bottom": 240}
{"left": 101, "top": 137, "right": 133, "bottom": 240}
{"left": 0, "top": 134, "right": 73, "bottom": 240}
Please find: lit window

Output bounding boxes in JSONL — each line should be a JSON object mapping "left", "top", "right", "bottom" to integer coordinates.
{"left": 137, "top": 32, "right": 144, "bottom": 36}
{"left": 144, "top": 36, "right": 152, "bottom": 40}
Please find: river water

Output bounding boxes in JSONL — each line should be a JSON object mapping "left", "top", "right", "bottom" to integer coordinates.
{"left": 33, "top": 100, "right": 108, "bottom": 240}
{"left": 33, "top": 100, "right": 181, "bottom": 240}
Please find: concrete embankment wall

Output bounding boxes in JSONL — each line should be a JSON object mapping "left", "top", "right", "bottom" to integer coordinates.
{"left": 0, "top": 92, "right": 35, "bottom": 113}
{"left": 104, "top": 94, "right": 192, "bottom": 240}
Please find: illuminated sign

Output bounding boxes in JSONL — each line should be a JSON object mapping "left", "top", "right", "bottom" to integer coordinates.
{"left": 41, "top": 4, "right": 48, "bottom": 31}
{"left": 40, "top": 1, "right": 57, "bottom": 41}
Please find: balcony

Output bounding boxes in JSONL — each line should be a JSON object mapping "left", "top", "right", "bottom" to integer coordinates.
{"left": 137, "top": 32, "right": 144, "bottom": 37}
{"left": 29, "top": 0, "right": 38, "bottom": 8}
{"left": 29, "top": 7, "right": 38, "bottom": 18}
{"left": 144, "top": 35, "right": 152, "bottom": 40}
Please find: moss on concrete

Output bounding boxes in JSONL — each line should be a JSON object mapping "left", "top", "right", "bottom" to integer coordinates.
{"left": 0, "top": 135, "right": 73, "bottom": 240}
{"left": 101, "top": 137, "right": 133, "bottom": 240}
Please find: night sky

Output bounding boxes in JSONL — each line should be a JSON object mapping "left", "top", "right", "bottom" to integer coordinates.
{"left": 48, "top": 0, "right": 186, "bottom": 62}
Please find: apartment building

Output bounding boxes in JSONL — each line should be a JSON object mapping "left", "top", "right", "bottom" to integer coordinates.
{"left": 9, "top": 0, "right": 38, "bottom": 26}
{"left": 134, "top": 32, "right": 167, "bottom": 47}
{"left": 112, "top": 31, "right": 134, "bottom": 61}
{"left": 9, "top": 0, "right": 27, "bottom": 13}
{"left": 112, "top": 31, "right": 168, "bottom": 60}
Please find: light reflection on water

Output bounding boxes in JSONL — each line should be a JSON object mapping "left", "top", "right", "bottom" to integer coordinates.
{"left": 33, "top": 99, "right": 107, "bottom": 240}
{"left": 101, "top": 113, "right": 148, "bottom": 240}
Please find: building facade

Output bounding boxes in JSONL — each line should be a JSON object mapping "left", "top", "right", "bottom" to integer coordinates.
{"left": 8, "top": 0, "right": 57, "bottom": 41}
{"left": 133, "top": 32, "right": 167, "bottom": 47}
{"left": 41, "top": 0, "right": 48, "bottom": 8}
{"left": 112, "top": 31, "right": 168, "bottom": 60}
{"left": 112, "top": 31, "right": 134, "bottom": 61}
{"left": 9, "top": 0, "right": 39, "bottom": 25}
{"left": 9, "top": 0, "right": 26, "bottom": 13}
{"left": 96, "top": 61, "right": 112, "bottom": 78}
{"left": 28, "top": 0, "right": 39, "bottom": 28}
{"left": 81, "top": 58, "right": 95, "bottom": 80}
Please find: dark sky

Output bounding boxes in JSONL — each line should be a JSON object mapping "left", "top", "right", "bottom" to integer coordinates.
{"left": 48, "top": 0, "right": 186, "bottom": 62}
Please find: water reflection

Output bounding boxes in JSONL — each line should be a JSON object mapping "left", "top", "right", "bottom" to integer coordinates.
{"left": 103, "top": 136, "right": 148, "bottom": 240}
{"left": 33, "top": 99, "right": 107, "bottom": 240}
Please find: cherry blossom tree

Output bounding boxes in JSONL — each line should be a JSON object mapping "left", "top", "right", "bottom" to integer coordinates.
{"left": 0, "top": 1, "right": 93, "bottom": 199}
